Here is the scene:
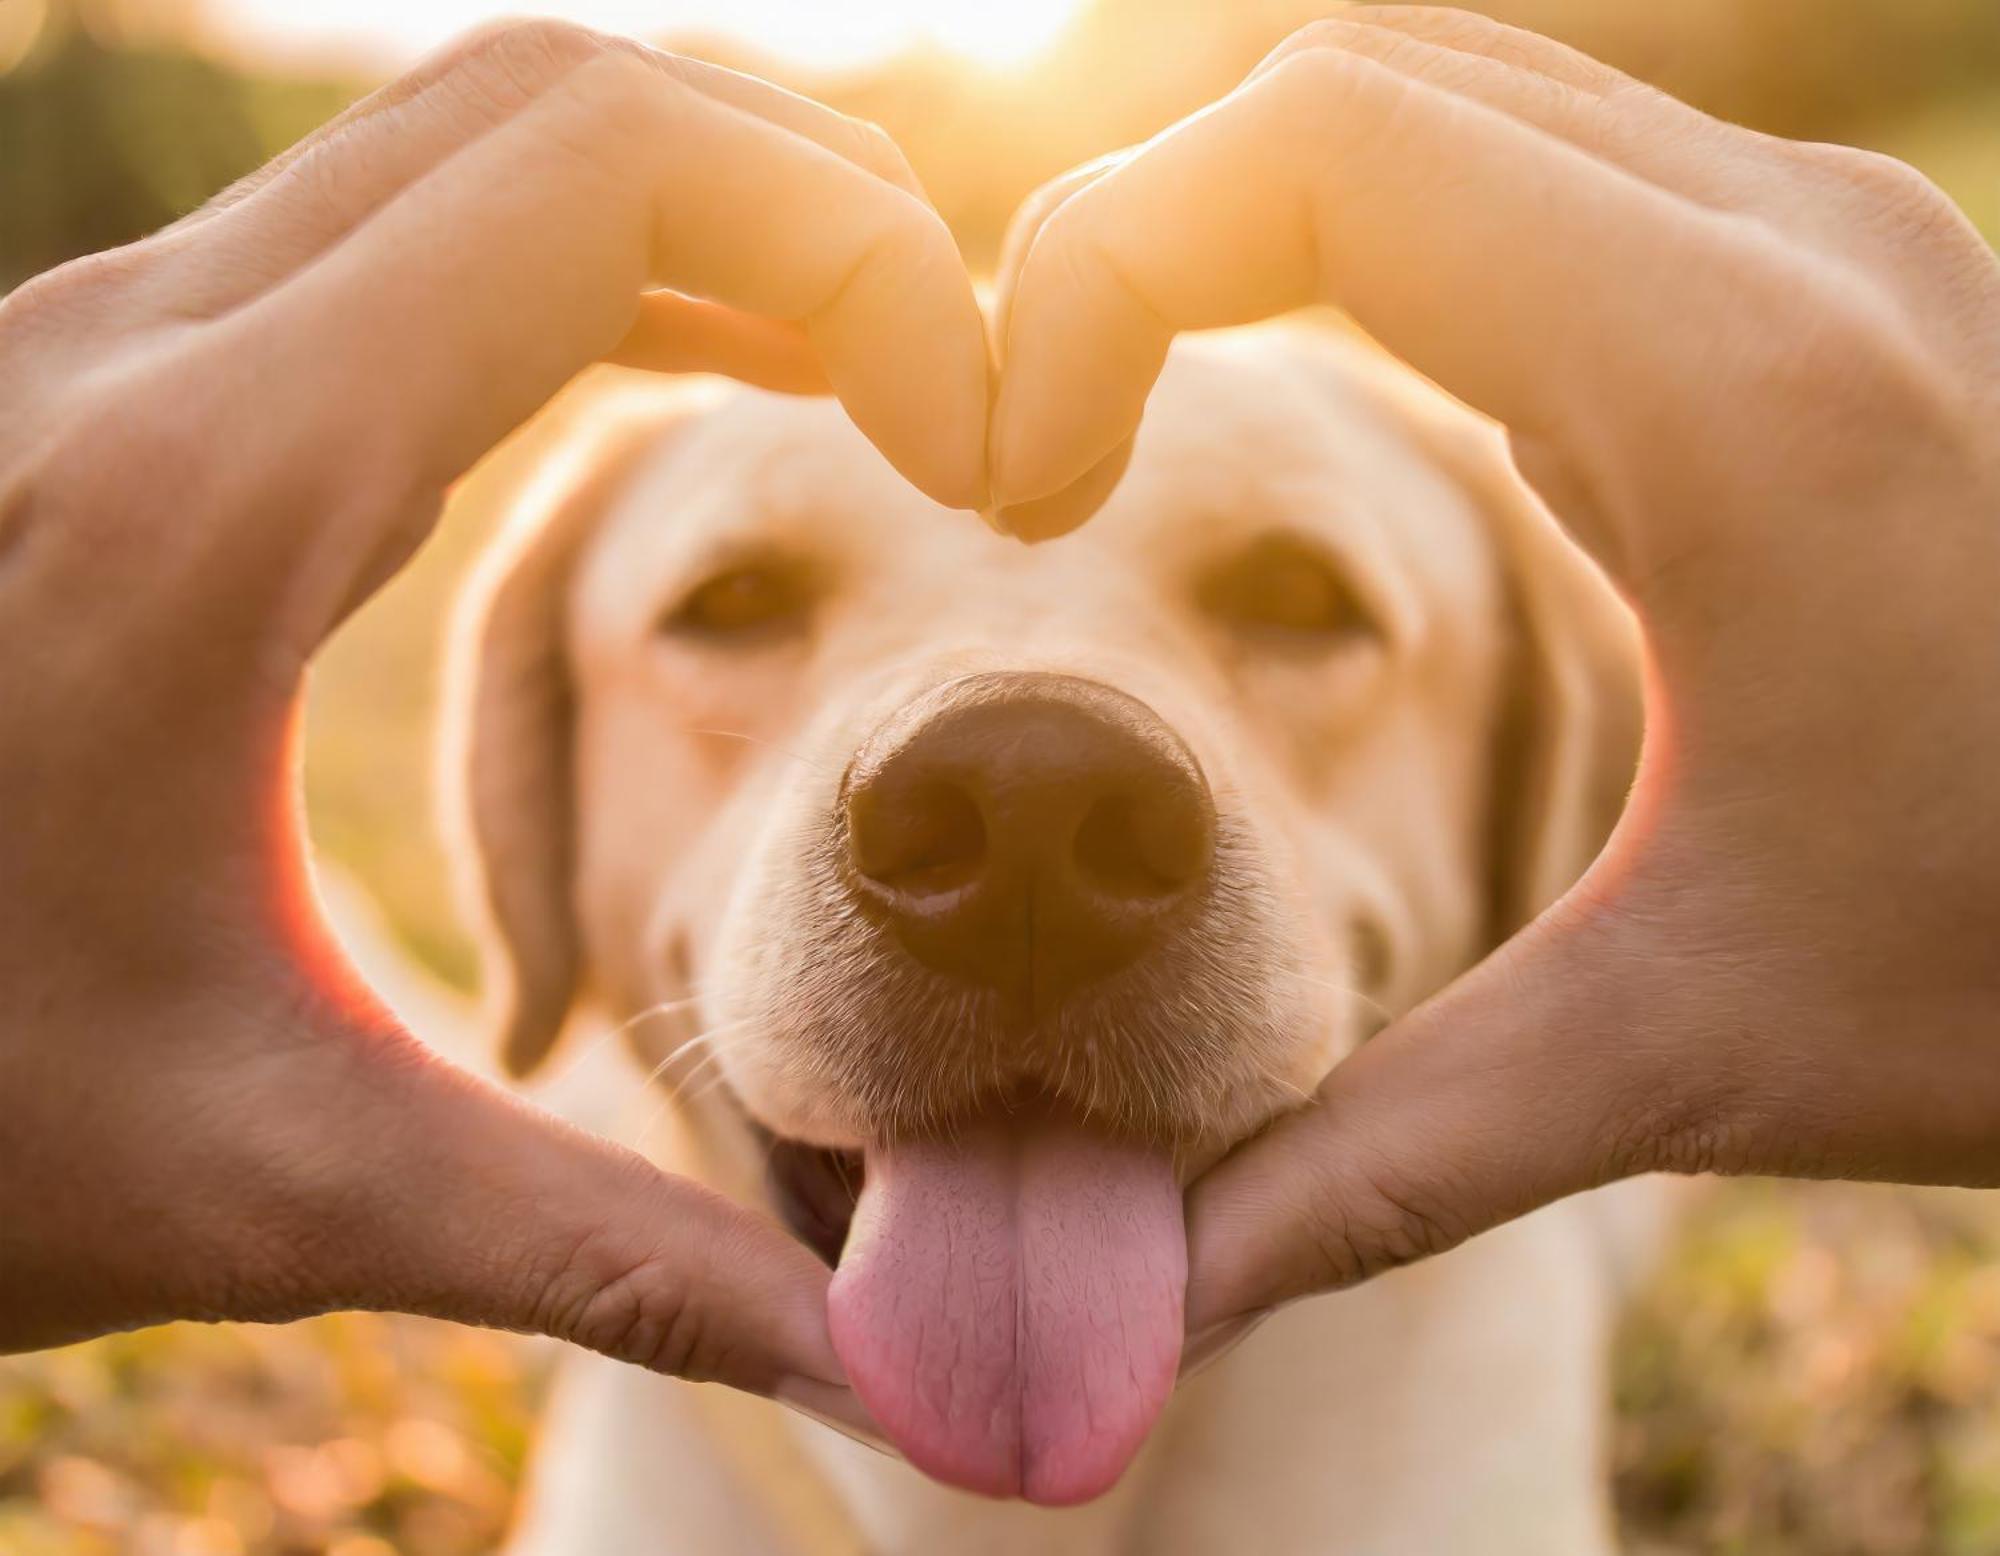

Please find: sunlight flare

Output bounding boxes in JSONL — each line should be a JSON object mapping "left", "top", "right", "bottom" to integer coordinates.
{"left": 207, "top": 0, "right": 1087, "bottom": 73}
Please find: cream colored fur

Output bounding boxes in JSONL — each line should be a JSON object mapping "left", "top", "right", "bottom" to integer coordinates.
{"left": 443, "top": 326, "right": 1672, "bottom": 1555}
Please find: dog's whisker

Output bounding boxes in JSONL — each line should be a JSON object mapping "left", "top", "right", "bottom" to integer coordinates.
{"left": 638, "top": 1053, "right": 741, "bottom": 1144}
{"left": 634, "top": 1023, "right": 735, "bottom": 1093}
{"left": 1263, "top": 1072, "right": 1317, "bottom": 1107}
{"left": 1287, "top": 969, "right": 1394, "bottom": 1025}
{"left": 538, "top": 989, "right": 719, "bottom": 1087}
{"left": 661, "top": 1043, "right": 731, "bottom": 1099}
{"left": 628, "top": 1055, "right": 729, "bottom": 1155}
{"left": 684, "top": 726, "right": 834, "bottom": 776}
{"left": 675, "top": 1069, "right": 740, "bottom": 1111}
{"left": 618, "top": 1018, "right": 755, "bottom": 1152}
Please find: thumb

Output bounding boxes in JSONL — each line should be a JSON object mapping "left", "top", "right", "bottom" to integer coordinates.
{"left": 1183, "top": 901, "right": 1690, "bottom": 1336}
{"left": 291, "top": 1030, "right": 855, "bottom": 1414}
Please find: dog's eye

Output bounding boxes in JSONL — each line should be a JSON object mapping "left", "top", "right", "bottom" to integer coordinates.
{"left": 1198, "top": 536, "right": 1374, "bottom": 644}
{"left": 661, "top": 563, "right": 814, "bottom": 640}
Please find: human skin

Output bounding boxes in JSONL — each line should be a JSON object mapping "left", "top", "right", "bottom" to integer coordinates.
{"left": 0, "top": 19, "right": 988, "bottom": 1435}
{"left": 5, "top": 0, "right": 1997, "bottom": 1442}
{"left": 985, "top": 5, "right": 2000, "bottom": 1355}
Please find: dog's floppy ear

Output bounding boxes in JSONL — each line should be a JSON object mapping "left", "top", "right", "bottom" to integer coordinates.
{"left": 1399, "top": 392, "right": 1643, "bottom": 940}
{"left": 441, "top": 389, "right": 701, "bottom": 1078}
{"left": 1267, "top": 322, "right": 1641, "bottom": 941}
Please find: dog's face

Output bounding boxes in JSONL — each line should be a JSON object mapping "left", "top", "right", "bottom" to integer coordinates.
{"left": 450, "top": 325, "right": 1636, "bottom": 1251}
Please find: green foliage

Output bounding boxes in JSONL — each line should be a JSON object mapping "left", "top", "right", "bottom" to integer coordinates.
{"left": 0, "top": 24, "right": 360, "bottom": 289}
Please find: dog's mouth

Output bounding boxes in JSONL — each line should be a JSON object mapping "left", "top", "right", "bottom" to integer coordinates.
{"left": 750, "top": 1097, "right": 1187, "bottom": 1508}
{"left": 756, "top": 1122, "right": 864, "bottom": 1267}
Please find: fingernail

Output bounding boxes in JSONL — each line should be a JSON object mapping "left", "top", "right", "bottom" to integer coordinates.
{"left": 983, "top": 400, "right": 1018, "bottom": 516}
{"left": 772, "top": 1375, "right": 896, "bottom": 1458}
{"left": 1179, "top": 1308, "right": 1276, "bottom": 1382}
{"left": 994, "top": 507, "right": 1056, "bottom": 543}
{"left": 993, "top": 493, "right": 1087, "bottom": 544}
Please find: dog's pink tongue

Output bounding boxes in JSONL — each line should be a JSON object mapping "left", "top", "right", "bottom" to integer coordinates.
{"left": 827, "top": 1112, "right": 1185, "bottom": 1506}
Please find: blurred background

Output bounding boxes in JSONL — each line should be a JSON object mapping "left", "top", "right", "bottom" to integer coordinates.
{"left": 4, "top": 1, "right": 1999, "bottom": 1551}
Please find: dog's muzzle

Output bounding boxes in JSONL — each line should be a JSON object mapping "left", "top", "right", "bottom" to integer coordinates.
{"left": 841, "top": 670, "right": 1215, "bottom": 1021}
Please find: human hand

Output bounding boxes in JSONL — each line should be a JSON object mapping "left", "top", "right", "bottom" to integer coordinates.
{"left": 0, "top": 19, "right": 986, "bottom": 1429}
{"left": 987, "top": 6, "right": 2000, "bottom": 1345}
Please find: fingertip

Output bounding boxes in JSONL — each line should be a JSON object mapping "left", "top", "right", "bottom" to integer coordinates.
{"left": 992, "top": 435, "right": 1136, "bottom": 541}
{"left": 988, "top": 257, "right": 1165, "bottom": 510}
{"left": 1182, "top": 1168, "right": 1290, "bottom": 1334}
{"left": 811, "top": 248, "right": 989, "bottom": 511}
{"left": 1179, "top": 1306, "right": 1278, "bottom": 1382}
{"left": 771, "top": 1375, "right": 897, "bottom": 1457}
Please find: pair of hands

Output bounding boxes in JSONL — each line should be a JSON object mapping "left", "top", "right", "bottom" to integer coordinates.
{"left": 3, "top": 7, "right": 1997, "bottom": 1442}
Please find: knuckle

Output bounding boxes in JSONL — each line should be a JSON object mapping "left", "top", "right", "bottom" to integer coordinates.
{"left": 429, "top": 17, "right": 613, "bottom": 124}
{"left": 1022, "top": 192, "right": 1090, "bottom": 273}
{"left": 1270, "top": 18, "right": 1355, "bottom": 61}
{"left": 0, "top": 377, "right": 150, "bottom": 574}
{"left": 846, "top": 116, "right": 917, "bottom": 189}
{"left": 1808, "top": 140, "right": 1948, "bottom": 214}
{"left": 534, "top": 1236, "right": 732, "bottom": 1380}
{"left": 1352, "top": 1162, "right": 1470, "bottom": 1272}
{"left": 1256, "top": 45, "right": 1381, "bottom": 137}
{"left": 1262, "top": 39, "right": 1349, "bottom": 96}
{"left": 1013, "top": 191, "right": 1126, "bottom": 316}
{"left": 545, "top": 48, "right": 682, "bottom": 159}
{"left": 1656, "top": 220, "right": 1952, "bottom": 452}
{"left": 0, "top": 436, "right": 58, "bottom": 597}
{"left": 1316, "top": 22, "right": 1443, "bottom": 87}
{"left": 1296, "top": 1187, "right": 1436, "bottom": 1289}
{"left": 458, "top": 16, "right": 608, "bottom": 85}
{"left": 853, "top": 197, "right": 953, "bottom": 287}
{"left": 1758, "top": 254, "right": 1954, "bottom": 425}
{"left": 0, "top": 245, "right": 155, "bottom": 341}
{"left": 1268, "top": 8, "right": 1492, "bottom": 72}
{"left": 1388, "top": 6, "right": 1521, "bottom": 58}
{"left": 1285, "top": 1150, "right": 1467, "bottom": 1295}
{"left": 1252, "top": 46, "right": 1429, "bottom": 189}
{"left": 278, "top": 141, "right": 377, "bottom": 237}
{"left": 1292, "top": 1199, "right": 1371, "bottom": 1291}
{"left": 1030, "top": 176, "right": 1126, "bottom": 272}
{"left": 1362, "top": 2, "right": 1484, "bottom": 30}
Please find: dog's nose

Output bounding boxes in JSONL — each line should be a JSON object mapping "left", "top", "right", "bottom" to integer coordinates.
{"left": 845, "top": 673, "right": 1214, "bottom": 1012}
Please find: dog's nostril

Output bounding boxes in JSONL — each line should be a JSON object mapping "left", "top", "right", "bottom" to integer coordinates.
{"left": 844, "top": 672, "right": 1216, "bottom": 1011}
{"left": 850, "top": 778, "right": 986, "bottom": 894}
{"left": 1074, "top": 791, "right": 1205, "bottom": 897}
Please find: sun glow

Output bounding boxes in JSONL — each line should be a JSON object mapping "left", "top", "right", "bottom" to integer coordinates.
{"left": 207, "top": 0, "right": 1087, "bottom": 74}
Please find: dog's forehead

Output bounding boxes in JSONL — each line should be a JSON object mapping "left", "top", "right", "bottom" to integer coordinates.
{"left": 1087, "top": 333, "right": 1498, "bottom": 577}
{"left": 604, "top": 390, "right": 939, "bottom": 556}
{"left": 579, "top": 331, "right": 1493, "bottom": 606}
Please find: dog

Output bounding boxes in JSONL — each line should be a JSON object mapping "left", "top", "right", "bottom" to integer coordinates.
{"left": 444, "top": 324, "right": 1671, "bottom": 1555}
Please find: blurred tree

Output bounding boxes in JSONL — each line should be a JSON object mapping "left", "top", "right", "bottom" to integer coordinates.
{"left": 1, "top": 0, "right": 359, "bottom": 289}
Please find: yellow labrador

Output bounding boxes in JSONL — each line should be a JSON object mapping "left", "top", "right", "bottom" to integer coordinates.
{"left": 447, "top": 326, "right": 1668, "bottom": 1555}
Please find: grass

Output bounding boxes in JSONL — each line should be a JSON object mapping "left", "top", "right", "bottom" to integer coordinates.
{"left": 4, "top": 1185, "right": 1997, "bottom": 1554}
{"left": 0, "top": 1316, "right": 544, "bottom": 1556}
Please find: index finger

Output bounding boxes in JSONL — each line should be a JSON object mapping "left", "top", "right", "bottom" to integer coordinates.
{"left": 158, "top": 24, "right": 931, "bottom": 318}
{"left": 989, "top": 45, "right": 1743, "bottom": 557}
{"left": 220, "top": 51, "right": 986, "bottom": 555}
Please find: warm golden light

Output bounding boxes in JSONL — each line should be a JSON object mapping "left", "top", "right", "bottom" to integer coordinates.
{"left": 0, "top": 0, "right": 48, "bottom": 73}
{"left": 207, "top": 0, "right": 1086, "bottom": 73}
